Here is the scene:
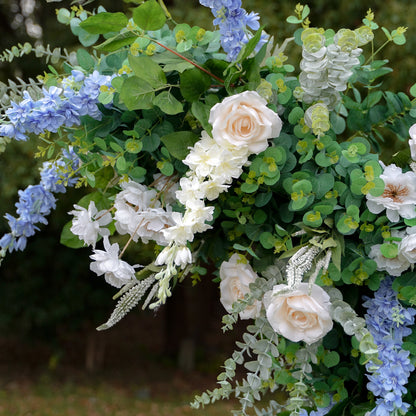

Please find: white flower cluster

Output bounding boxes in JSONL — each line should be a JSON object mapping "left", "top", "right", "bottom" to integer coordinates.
{"left": 299, "top": 28, "right": 368, "bottom": 109}
{"left": 70, "top": 91, "right": 282, "bottom": 303}
{"left": 69, "top": 201, "right": 112, "bottom": 247}
{"left": 90, "top": 236, "right": 139, "bottom": 288}
{"left": 69, "top": 175, "right": 178, "bottom": 288}
{"left": 156, "top": 91, "right": 283, "bottom": 269}
{"left": 366, "top": 126, "right": 416, "bottom": 276}
{"left": 151, "top": 91, "right": 282, "bottom": 306}
{"left": 114, "top": 180, "right": 175, "bottom": 246}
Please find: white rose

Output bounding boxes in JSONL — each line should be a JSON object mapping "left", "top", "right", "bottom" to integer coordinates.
{"left": 399, "top": 232, "right": 416, "bottom": 264}
{"left": 209, "top": 91, "right": 283, "bottom": 154}
{"left": 263, "top": 283, "right": 333, "bottom": 345}
{"left": 368, "top": 244, "right": 410, "bottom": 276}
{"left": 219, "top": 253, "right": 262, "bottom": 320}
{"left": 366, "top": 164, "right": 416, "bottom": 223}
{"left": 409, "top": 123, "right": 416, "bottom": 161}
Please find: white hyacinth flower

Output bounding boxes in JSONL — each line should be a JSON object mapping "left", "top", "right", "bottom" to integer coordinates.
{"left": 162, "top": 212, "right": 196, "bottom": 245}
{"left": 183, "top": 132, "right": 222, "bottom": 178}
{"left": 90, "top": 236, "right": 138, "bottom": 288}
{"left": 155, "top": 244, "right": 192, "bottom": 269}
{"left": 176, "top": 176, "right": 206, "bottom": 206}
{"left": 69, "top": 200, "right": 112, "bottom": 247}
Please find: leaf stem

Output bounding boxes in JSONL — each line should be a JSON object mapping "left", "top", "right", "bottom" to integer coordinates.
{"left": 364, "top": 39, "right": 391, "bottom": 65}
{"left": 148, "top": 38, "right": 225, "bottom": 85}
{"left": 158, "top": 0, "right": 173, "bottom": 21}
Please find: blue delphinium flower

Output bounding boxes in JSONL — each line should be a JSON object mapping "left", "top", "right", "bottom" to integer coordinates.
{"left": 364, "top": 277, "right": 416, "bottom": 416}
{"left": 199, "top": 0, "right": 267, "bottom": 62}
{"left": 0, "top": 149, "right": 80, "bottom": 255}
{"left": 299, "top": 401, "right": 333, "bottom": 416}
{"left": 0, "top": 70, "right": 114, "bottom": 142}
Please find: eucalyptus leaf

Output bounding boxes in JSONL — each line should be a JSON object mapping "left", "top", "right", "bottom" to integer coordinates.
{"left": 160, "top": 131, "right": 199, "bottom": 160}
{"left": 120, "top": 76, "right": 155, "bottom": 110}
{"left": 180, "top": 68, "right": 211, "bottom": 102}
{"left": 128, "top": 55, "right": 167, "bottom": 88}
{"left": 132, "top": 0, "right": 166, "bottom": 31}
{"left": 153, "top": 91, "right": 183, "bottom": 115}
{"left": 79, "top": 12, "right": 128, "bottom": 34}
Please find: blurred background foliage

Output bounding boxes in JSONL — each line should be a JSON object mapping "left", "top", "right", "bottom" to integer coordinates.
{"left": 0, "top": 0, "right": 415, "bottom": 366}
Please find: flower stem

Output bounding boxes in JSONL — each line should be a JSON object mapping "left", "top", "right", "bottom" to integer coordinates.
{"left": 158, "top": 0, "right": 173, "bottom": 21}
{"left": 149, "top": 38, "right": 225, "bottom": 85}
{"left": 364, "top": 39, "right": 391, "bottom": 65}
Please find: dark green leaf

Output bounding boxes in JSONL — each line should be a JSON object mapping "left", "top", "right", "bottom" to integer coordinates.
{"left": 180, "top": 68, "right": 211, "bottom": 102}
{"left": 128, "top": 55, "right": 166, "bottom": 88}
{"left": 120, "top": 76, "right": 155, "bottom": 110}
{"left": 160, "top": 131, "right": 199, "bottom": 160}
{"left": 60, "top": 221, "right": 85, "bottom": 249}
{"left": 153, "top": 91, "right": 183, "bottom": 115}
{"left": 95, "top": 32, "right": 138, "bottom": 52}
{"left": 76, "top": 49, "right": 95, "bottom": 71}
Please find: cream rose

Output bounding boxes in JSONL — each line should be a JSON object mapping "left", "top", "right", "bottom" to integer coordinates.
{"left": 263, "top": 283, "right": 333, "bottom": 344}
{"left": 209, "top": 91, "right": 283, "bottom": 154}
{"left": 219, "top": 253, "right": 262, "bottom": 320}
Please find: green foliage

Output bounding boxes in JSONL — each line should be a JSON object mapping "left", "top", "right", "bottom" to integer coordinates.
{"left": 2, "top": 1, "right": 416, "bottom": 416}
{"left": 133, "top": 0, "right": 167, "bottom": 31}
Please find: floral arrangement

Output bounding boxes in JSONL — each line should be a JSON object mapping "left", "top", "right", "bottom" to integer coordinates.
{"left": 1, "top": 1, "right": 416, "bottom": 415}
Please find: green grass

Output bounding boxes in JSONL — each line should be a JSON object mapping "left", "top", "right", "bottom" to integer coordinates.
{"left": 0, "top": 378, "right": 236, "bottom": 416}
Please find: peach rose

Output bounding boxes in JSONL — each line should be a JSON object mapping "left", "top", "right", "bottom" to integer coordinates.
{"left": 263, "top": 283, "right": 333, "bottom": 344}
{"left": 219, "top": 253, "right": 262, "bottom": 320}
{"left": 209, "top": 91, "right": 282, "bottom": 154}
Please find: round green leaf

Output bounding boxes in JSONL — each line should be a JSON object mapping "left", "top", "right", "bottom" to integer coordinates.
{"left": 125, "top": 139, "right": 143, "bottom": 154}
{"left": 380, "top": 243, "right": 399, "bottom": 259}
{"left": 159, "top": 161, "right": 174, "bottom": 176}
{"left": 259, "top": 232, "right": 275, "bottom": 249}
{"left": 116, "top": 155, "right": 127, "bottom": 172}
{"left": 79, "top": 12, "right": 128, "bottom": 34}
{"left": 241, "top": 182, "right": 259, "bottom": 193}
{"left": 323, "top": 351, "right": 340, "bottom": 368}
{"left": 132, "top": 0, "right": 166, "bottom": 31}
{"left": 153, "top": 91, "right": 183, "bottom": 115}
{"left": 288, "top": 107, "right": 304, "bottom": 125}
